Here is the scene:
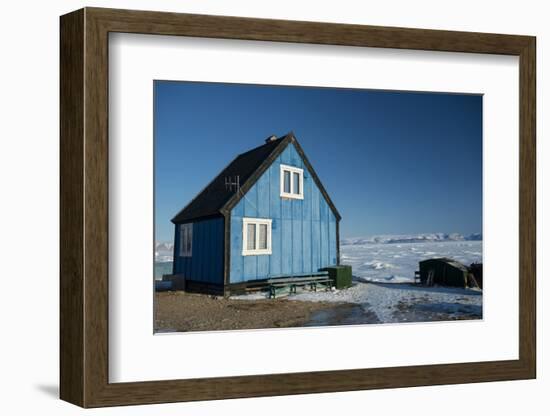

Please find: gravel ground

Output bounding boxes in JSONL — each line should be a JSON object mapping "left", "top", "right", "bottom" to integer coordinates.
{"left": 154, "top": 291, "right": 356, "bottom": 332}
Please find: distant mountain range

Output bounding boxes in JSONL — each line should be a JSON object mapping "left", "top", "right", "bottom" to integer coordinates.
{"left": 340, "top": 233, "right": 482, "bottom": 246}
{"left": 155, "top": 232, "right": 482, "bottom": 262}
{"left": 155, "top": 242, "right": 174, "bottom": 263}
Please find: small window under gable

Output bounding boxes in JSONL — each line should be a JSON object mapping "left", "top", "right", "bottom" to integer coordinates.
{"left": 242, "top": 218, "right": 272, "bottom": 256}
{"left": 179, "top": 223, "right": 192, "bottom": 257}
{"left": 280, "top": 164, "right": 304, "bottom": 199}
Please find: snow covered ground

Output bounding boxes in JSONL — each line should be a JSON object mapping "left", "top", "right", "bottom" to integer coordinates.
{"left": 291, "top": 282, "right": 482, "bottom": 324}
{"left": 307, "top": 237, "right": 483, "bottom": 323}
{"left": 341, "top": 239, "right": 482, "bottom": 283}
{"left": 233, "top": 281, "right": 482, "bottom": 324}
{"left": 232, "top": 235, "right": 483, "bottom": 324}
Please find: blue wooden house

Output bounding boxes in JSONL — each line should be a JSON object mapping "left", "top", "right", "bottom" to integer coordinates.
{"left": 171, "top": 133, "right": 341, "bottom": 295}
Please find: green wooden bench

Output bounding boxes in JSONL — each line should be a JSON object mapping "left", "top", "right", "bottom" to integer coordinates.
{"left": 266, "top": 273, "right": 333, "bottom": 298}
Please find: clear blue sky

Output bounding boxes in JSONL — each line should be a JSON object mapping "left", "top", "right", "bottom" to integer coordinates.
{"left": 154, "top": 81, "right": 482, "bottom": 242}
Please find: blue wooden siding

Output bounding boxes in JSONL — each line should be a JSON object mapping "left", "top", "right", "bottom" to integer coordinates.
{"left": 229, "top": 143, "right": 338, "bottom": 283}
{"left": 173, "top": 217, "right": 224, "bottom": 284}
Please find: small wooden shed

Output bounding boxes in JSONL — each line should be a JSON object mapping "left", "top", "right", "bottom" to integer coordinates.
{"left": 418, "top": 258, "right": 469, "bottom": 288}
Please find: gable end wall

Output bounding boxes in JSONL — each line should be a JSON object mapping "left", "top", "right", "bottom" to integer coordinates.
{"left": 229, "top": 143, "right": 337, "bottom": 283}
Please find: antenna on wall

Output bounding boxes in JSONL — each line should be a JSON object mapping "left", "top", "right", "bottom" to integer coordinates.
{"left": 225, "top": 175, "right": 240, "bottom": 193}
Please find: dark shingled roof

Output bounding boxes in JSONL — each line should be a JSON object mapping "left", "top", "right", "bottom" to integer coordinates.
{"left": 172, "top": 132, "right": 341, "bottom": 224}
{"left": 171, "top": 135, "right": 288, "bottom": 223}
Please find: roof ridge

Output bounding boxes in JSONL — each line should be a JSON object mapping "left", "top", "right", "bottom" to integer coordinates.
{"left": 234, "top": 134, "right": 287, "bottom": 157}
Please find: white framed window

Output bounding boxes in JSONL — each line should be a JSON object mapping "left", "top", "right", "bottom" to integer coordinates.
{"left": 179, "top": 223, "right": 192, "bottom": 257}
{"left": 242, "top": 218, "right": 272, "bottom": 256}
{"left": 280, "top": 164, "right": 304, "bottom": 199}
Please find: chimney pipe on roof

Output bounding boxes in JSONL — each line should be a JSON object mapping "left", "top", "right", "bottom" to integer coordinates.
{"left": 265, "top": 135, "right": 278, "bottom": 143}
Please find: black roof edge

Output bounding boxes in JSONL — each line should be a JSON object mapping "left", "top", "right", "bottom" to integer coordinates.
{"left": 171, "top": 212, "right": 225, "bottom": 225}
{"left": 289, "top": 133, "right": 342, "bottom": 221}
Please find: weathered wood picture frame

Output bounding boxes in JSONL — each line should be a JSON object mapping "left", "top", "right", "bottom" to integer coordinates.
{"left": 60, "top": 7, "right": 536, "bottom": 408}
